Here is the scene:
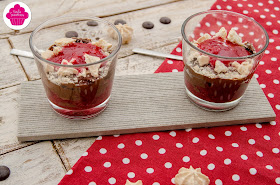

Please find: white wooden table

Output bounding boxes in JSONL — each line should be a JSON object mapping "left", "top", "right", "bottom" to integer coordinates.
{"left": 0, "top": 0, "right": 214, "bottom": 184}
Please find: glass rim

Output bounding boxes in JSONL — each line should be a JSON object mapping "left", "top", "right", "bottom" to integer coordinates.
{"left": 181, "top": 10, "right": 269, "bottom": 60}
{"left": 29, "top": 16, "right": 122, "bottom": 67}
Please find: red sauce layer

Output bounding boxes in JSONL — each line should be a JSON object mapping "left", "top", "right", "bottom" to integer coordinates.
{"left": 48, "top": 43, "right": 107, "bottom": 64}
{"left": 198, "top": 37, "right": 251, "bottom": 67}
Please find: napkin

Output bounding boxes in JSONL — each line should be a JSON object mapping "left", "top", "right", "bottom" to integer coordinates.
{"left": 59, "top": 0, "right": 280, "bottom": 184}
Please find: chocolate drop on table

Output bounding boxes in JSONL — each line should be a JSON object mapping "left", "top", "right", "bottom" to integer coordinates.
{"left": 0, "top": 166, "right": 10, "bottom": 181}
{"left": 65, "top": 31, "right": 78, "bottom": 38}
{"left": 114, "top": 19, "right": 126, "bottom": 25}
{"left": 142, "top": 21, "right": 154, "bottom": 29}
{"left": 160, "top": 17, "right": 171, "bottom": 24}
{"left": 87, "top": 20, "right": 98, "bottom": 26}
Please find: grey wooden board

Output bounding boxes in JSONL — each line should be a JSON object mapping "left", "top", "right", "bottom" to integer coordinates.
{"left": 18, "top": 72, "right": 276, "bottom": 142}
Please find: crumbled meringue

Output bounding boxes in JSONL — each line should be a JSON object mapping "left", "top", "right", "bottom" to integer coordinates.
{"left": 174, "top": 166, "right": 210, "bottom": 185}
{"left": 109, "top": 24, "right": 133, "bottom": 44}
{"left": 125, "top": 180, "right": 143, "bottom": 185}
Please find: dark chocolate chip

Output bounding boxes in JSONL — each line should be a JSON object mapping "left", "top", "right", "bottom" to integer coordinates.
{"left": 65, "top": 31, "right": 78, "bottom": 38}
{"left": 81, "top": 28, "right": 86, "bottom": 31}
{"left": 87, "top": 20, "right": 98, "bottom": 26}
{"left": 114, "top": 19, "right": 126, "bottom": 25}
{"left": 160, "top": 17, "right": 171, "bottom": 24}
{"left": 142, "top": 21, "right": 154, "bottom": 29}
{"left": 95, "top": 37, "right": 100, "bottom": 40}
{"left": 0, "top": 166, "right": 10, "bottom": 181}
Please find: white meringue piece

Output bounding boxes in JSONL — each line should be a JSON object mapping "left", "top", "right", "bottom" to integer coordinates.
{"left": 174, "top": 166, "right": 210, "bottom": 185}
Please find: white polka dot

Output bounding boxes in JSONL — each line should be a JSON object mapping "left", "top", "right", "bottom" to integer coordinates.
{"left": 256, "top": 151, "right": 263, "bottom": 157}
{"left": 159, "top": 148, "right": 166, "bottom": 154}
{"left": 254, "top": 9, "right": 259, "bottom": 13}
{"left": 227, "top": 5, "right": 232, "bottom": 10}
{"left": 215, "top": 179, "right": 223, "bottom": 185}
{"left": 240, "top": 126, "right": 247, "bottom": 131}
{"left": 169, "top": 131, "right": 176, "bottom": 137}
{"left": 84, "top": 166, "right": 92, "bottom": 172}
{"left": 216, "top": 5, "right": 222, "bottom": 9}
{"left": 123, "top": 158, "right": 130, "bottom": 164}
{"left": 276, "top": 177, "right": 280, "bottom": 184}
{"left": 96, "top": 136, "right": 102, "bottom": 140}
{"left": 127, "top": 172, "right": 135, "bottom": 178}
{"left": 249, "top": 32, "right": 254, "bottom": 36}
{"left": 258, "top": 2, "right": 263, "bottom": 6}
{"left": 237, "top": 3, "right": 243, "bottom": 7}
{"left": 265, "top": 69, "right": 272, "bottom": 74}
{"left": 273, "top": 79, "right": 279, "bottom": 84}
{"left": 225, "top": 131, "right": 232, "bottom": 136}
{"left": 183, "top": 156, "right": 190, "bottom": 162}
{"left": 100, "top": 148, "right": 107, "bottom": 154}
{"left": 271, "top": 57, "right": 277, "bottom": 61}
{"left": 260, "top": 15, "right": 266, "bottom": 19}
{"left": 176, "top": 143, "right": 183, "bottom": 148}
{"left": 167, "top": 60, "right": 173, "bottom": 64}
{"left": 239, "top": 33, "right": 244, "bottom": 37}
{"left": 146, "top": 168, "right": 154, "bottom": 174}
{"left": 89, "top": 182, "right": 97, "bottom": 185}
{"left": 268, "top": 0, "right": 274, "bottom": 4}
{"left": 232, "top": 143, "right": 239, "bottom": 147}
{"left": 192, "top": 137, "right": 199, "bottom": 143}
{"left": 113, "top": 134, "right": 120, "bottom": 137}
{"left": 260, "top": 84, "right": 266, "bottom": 88}
{"left": 273, "top": 30, "right": 279, "bottom": 34}
{"left": 153, "top": 135, "right": 160, "bottom": 140}
{"left": 176, "top": 47, "right": 182, "bottom": 52}
{"left": 118, "top": 143, "right": 125, "bottom": 149}
{"left": 208, "top": 134, "right": 215, "bottom": 139}
{"left": 248, "top": 4, "right": 253, "bottom": 7}
{"left": 153, "top": 183, "right": 160, "bottom": 185}
{"left": 216, "top": 146, "right": 223, "bottom": 152}
{"left": 272, "top": 148, "right": 280, "bottom": 154}
{"left": 270, "top": 121, "right": 276, "bottom": 125}
{"left": 141, "top": 153, "right": 148, "bottom": 159}
{"left": 271, "top": 14, "right": 276, "bottom": 18}
{"left": 276, "top": 105, "right": 280, "bottom": 110}
{"left": 266, "top": 165, "right": 273, "bottom": 170}
{"left": 249, "top": 168, "right": 257, "bottom": 175}
{"left": 217, "top": 21, "right": 222, "bottom": 26}
{"left": 243, "top": 10, "right": 248, "bottom": 14}
{"left": 205, "top": 22, "right": 211, "bottom": 27}
{"left": 210, "top": 31, "right": 216, "bottom": 36}
{"left": 248, "top": 139, "right": 255, "bottom": 145}
{"left": 185, "top": 128, "right": 192, "bottom": 132}
{"left": 232, "top": 174, "right": 240, "bottom": 181}
{"left": 108, "top": 177, "right": 116, "bottom": 184}
{"left": 104, "top": 162, "right": 111, "bottom": 168}
{"left": 241, "top": 154, "right": 248, "bottom": 160}
{"left": 268, "top": 93, "right": 274, "bottom": 98}
{"left": 82, "top": 152, "right": 88, "bottom": 156}
{"left": 265, "top": 50, "right": 270, "bottom": 54}
{"left": 200, "top": 150, "right": 207, "bottom": 156}
{"left": 259, "top": 61, "right": 264, "bottom": 65}
{"left": 165, "top": 162, "right": 172, "bottom": 168}
{"left": 256, "top": 123, "right": 262, "bottom": 128}
{"left": 135, "top": 140, "right": 142, "bottom": 146}
{"left": 171, "top": 178, "right": 175, "bottom": 184}
{"left": 224, "top": 158, "right": 231, "bottom": 165}
{"left": 208, "top": 163, "right": 215, "bottom": 170}
{"left": 277, "top": 46, "right": 280, "bottom": 50}
{"left": 266, "top": 22, "right": 272, "bottom": 26}
{"left": 66, "top": 169, "right": 73, "bottom": 175}
{"left": 228, "top": 21, "right": 232, "bottom": 25}
{"left": 172, "top": 69, "right": 178, "bottom": 72}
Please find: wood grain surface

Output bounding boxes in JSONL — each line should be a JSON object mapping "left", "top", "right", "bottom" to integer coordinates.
{"left": 18, "top": 72, "right": 275, "bottom": 142}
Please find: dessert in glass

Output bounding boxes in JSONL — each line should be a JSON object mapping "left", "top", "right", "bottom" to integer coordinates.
{"left": 29, "top": 17, "right": 122, "bottom": 119}
{"left": 181, "top": 10, "right": 269, "bottom": 111}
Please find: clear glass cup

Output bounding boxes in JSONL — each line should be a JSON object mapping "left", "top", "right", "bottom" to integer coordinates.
{"left": 29, "top": 16, "right": 122, "bottom": 119}
{"left": 181, "top": 10, "right": 269, "bottom": 111}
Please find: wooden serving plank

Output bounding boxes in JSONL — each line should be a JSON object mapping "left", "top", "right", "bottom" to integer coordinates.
{"left": 18, "top": 72, "right": 276, "bottom": 142}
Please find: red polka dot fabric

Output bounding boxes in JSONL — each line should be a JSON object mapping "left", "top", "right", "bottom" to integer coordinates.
{"left": 59, "top": 0, "right": 280, "bottom": 184}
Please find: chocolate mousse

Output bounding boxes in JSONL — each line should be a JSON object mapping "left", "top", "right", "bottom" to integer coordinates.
{"left": 184, "top": 27, "right": 256, "bottom": 103}
{"left": 39, "top": 37, "right": 115, "bottom": 116}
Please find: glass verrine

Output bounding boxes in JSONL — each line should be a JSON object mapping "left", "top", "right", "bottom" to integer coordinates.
{"left": 181, "top": 10, "right": 269, "bottom": 111}
{"left": 30, "top": 16, "right": 122, "bottom": 119}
